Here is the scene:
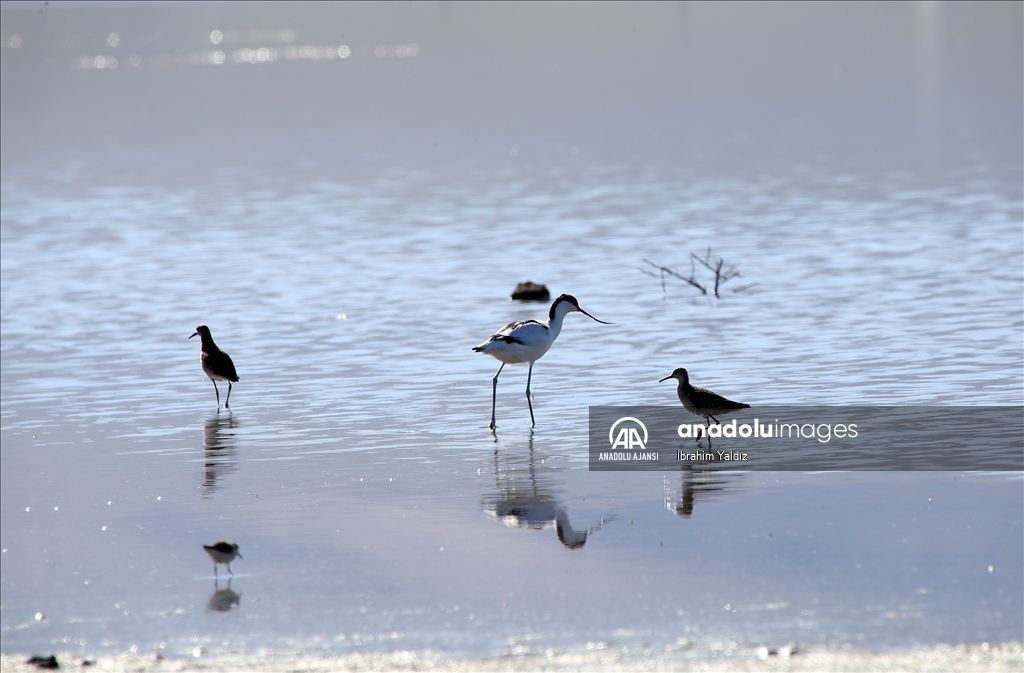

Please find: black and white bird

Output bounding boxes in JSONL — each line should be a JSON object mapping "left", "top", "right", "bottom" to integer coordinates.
{"left": 473, "top": 294, "right": 611, "bottom": 428}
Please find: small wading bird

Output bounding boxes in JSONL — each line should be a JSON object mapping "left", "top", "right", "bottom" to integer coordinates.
{"left": 190, "top": 325, "right": 239, "bottom": 409}
{"left": 473, "top": 294, "right": 611, "bottom": 429}
{"left": 660, "top": 368, "right": 749, "bottom": 441}
{"left": 203, "top": 541, "right": 242, "bottom": 576}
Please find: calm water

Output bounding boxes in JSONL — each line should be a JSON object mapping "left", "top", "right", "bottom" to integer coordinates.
{"left": 1, "top": 1, "right": 1022, "bottom": 661}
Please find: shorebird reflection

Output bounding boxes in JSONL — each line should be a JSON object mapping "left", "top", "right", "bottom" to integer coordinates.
{"left": 482, "top": 434, "right": 613, "bottom": 549}
{"left": 207, "top": 577, "right": 241, "bottom": 612}
{"left": 664, "top": 468, "right": 743, "bottom": 519}
{"left": 202, "top": 414, "right": 238, "bottom": 497}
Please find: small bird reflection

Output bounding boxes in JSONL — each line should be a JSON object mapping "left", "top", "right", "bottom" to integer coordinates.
{"left": 483, "top": 433, "right": 613, "bottom": 549}
{"left": 665, "top": 467, "right": 743, "bottom": 519}
{"left": 206, "top": 577, "right": 241, "bottom": 613}
{"left": 202, "top": 414, "right": 238, "bottom": 497}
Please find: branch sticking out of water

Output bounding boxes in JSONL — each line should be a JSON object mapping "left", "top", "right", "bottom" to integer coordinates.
{"left": 640, "top": 258, "right": 706, "bottom": 295}
{"left": 641, "top": 250, "right": 753, "bottom": 299}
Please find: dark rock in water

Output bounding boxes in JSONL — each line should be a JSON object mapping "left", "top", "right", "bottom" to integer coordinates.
{"left": 27, "top": 655, "right": 59, "bottom": 669}
{"left": 510, "top": 281, "right": 550, "bottom": 301}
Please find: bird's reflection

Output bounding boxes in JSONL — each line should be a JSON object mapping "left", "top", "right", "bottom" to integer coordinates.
{"left": 664, "top": 467, "right": 743, "bottom": 518}
{"left": 202, "top": 414, "right": 238, "bottom": 497}
{"left": 482, "top": 433, "right": 613, "bottom": 549}
{"left": 206, "top": 577, "right": 241, "bottom": 612}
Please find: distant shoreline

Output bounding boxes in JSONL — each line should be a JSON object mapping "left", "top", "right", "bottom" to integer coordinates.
{"left": 3, "top": 642, "right": 1022, "bottom": 672}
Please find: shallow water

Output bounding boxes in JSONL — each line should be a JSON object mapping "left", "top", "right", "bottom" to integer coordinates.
{"left": 1, "top": 1, "right": 1022, "bottom": 661}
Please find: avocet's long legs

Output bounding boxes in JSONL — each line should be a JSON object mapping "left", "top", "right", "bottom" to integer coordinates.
{"left": 490, "top": 363, "right": 505, "bottom": 429}
{"left": 525, "top": 361, "right": 535, "bottom": 427}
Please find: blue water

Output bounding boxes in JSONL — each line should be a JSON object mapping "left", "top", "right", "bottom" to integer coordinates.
{"left": 1, "top": 1, "right": 1022, "bottom": 661}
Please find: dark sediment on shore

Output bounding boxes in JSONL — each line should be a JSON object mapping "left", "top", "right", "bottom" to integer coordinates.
{"left": 4, "top": 642, "right": 1021, "bottom": 672}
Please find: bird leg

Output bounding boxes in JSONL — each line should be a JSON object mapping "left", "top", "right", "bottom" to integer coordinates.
{"left": 490, "top": 363, "right": 505, "bottom": 429}
{"left": 212, "top": 381, "right": 221, "bottom": 408}
{"left": 525, "top": 361, "right": 536, "bottom": 427}
{"left": 225, "top": 382, "right": 232, "bottom": 409}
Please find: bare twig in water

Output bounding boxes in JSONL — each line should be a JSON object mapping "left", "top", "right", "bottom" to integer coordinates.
{"left": 641, "top": 258, "right": 707, "bottom": 295}
{"left": 643, "top": 249, "right": 751, "bottom": 299}
{"left": 637, "top": 265, "right": 666, "bottom": 294}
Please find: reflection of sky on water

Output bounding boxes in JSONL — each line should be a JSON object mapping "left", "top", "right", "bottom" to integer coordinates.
{"left": 1, "top": 0, "right": 1021, "bottom": 661}
{"left": 2, "top": 2, "right": 1021, "bottom": 185}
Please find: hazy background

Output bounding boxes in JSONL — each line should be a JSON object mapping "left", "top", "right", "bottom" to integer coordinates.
{"left": 2, "top": 1, "right": 1021, "bottom": 186}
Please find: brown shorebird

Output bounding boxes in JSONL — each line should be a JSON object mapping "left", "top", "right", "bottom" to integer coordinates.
{"left": 660, "top": 368, "right": 749, "bottom": 433}
{"left": 189, "top": 325, "right": 239, "bottom": 408}
{"left": 203, "top": 541, "right": 242, "bottom": 576}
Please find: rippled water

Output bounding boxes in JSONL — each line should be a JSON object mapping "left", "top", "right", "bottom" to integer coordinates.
{"left": 1, "top": 1, "right": 1022, "bottom": 662}
{"left": 3, "top": 161, "right": 1020, "bottom": 657}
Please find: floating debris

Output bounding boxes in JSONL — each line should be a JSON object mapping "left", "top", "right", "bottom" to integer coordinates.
{"left": 757, "top": 644, "right": 800, "bottom": 659}
{"left": 26, "top": 655, "right": 59, "bottom": 669}
{"left": 509, "top": 281, "right": 550, "bottom": 301}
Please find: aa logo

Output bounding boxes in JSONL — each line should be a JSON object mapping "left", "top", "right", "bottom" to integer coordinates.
{"left": 609, "top": 417, "right": 648, "bottom": 450}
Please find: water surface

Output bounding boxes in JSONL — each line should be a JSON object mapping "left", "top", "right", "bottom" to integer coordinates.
{"left": 2, "top": 1, "right": 1022, "bottom": 662}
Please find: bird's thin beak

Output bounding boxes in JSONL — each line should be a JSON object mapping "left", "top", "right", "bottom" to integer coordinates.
{"left": 189, "top": 332, "right": 198, "bottom": 339}
{"left": 236, "top": 552, "right": 243, "bottom": 559}
{"left": 659, "top": 375, "right": 673, "bottom": 383}
{"left": 580, "top": 309, "right": 613, "bottom": 325}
